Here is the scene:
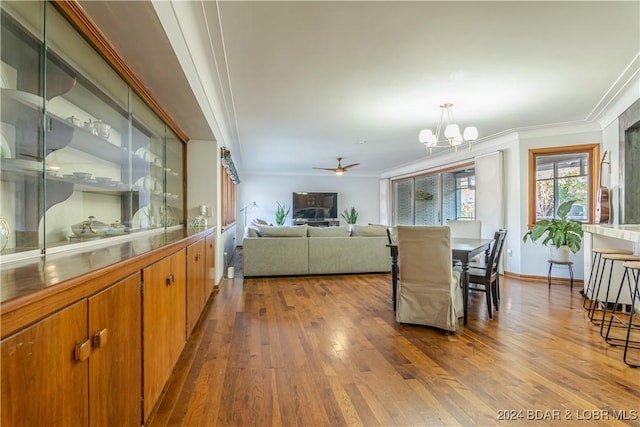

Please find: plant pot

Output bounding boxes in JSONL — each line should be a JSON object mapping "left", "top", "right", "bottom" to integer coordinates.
{"left": 550, "top": 245, "right": 571, "bottom": 262}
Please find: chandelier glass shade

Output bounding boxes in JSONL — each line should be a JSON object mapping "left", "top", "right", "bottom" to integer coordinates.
{"left": 419, "top": 103, "right": 478, "bottom": 154}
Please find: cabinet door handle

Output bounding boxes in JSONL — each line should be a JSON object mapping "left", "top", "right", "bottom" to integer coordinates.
{"left": 195, "top": 253, "right": 201, "bottom": 261}
{"left": 166, "top": 274, "right": 175, "bottom": 286}
{"left": 74, "top": 340, "right": 91, "bottom": 362}
{"left": 93, "top": 328, "right": 108, "bottom": 348}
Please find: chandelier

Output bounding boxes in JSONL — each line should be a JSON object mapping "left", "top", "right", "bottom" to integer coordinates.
{"left": 418, "top": 103, "right": 478, "bottom": 154}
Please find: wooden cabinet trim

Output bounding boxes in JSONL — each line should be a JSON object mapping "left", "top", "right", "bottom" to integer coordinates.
{"left": 50, "top": 0, "right": 189, "bottom": 144}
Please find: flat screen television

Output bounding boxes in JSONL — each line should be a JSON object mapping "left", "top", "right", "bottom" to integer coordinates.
{"left": 292, "top": 192, "right": 338, "bottom": 220}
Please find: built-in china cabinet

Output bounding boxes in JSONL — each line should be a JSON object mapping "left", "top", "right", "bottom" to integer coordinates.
{"left": 1, "top": 0, "right": 184, "bottom": 260}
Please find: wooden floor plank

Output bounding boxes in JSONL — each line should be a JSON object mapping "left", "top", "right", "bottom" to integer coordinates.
{"left": 148, "top": 253, "right": 640, "bottom": 427}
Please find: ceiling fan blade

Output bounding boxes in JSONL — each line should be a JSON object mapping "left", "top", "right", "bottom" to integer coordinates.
{"left": 342, "top": 163, "right": 360, "bottom": 170}
{"left": 312, "top": 167, "right": 337, "bottom": 171}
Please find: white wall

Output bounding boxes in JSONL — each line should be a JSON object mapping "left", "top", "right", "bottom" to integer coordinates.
{"left": 237, "top": 173, "right": 381, "bottom": 243}
{"left": 517, "top": 127, "right": 602, "bottom": 280}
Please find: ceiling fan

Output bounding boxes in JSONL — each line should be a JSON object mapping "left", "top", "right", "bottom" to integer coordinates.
{"left": 313, "top": 157, "right": 360, "bottom": 175}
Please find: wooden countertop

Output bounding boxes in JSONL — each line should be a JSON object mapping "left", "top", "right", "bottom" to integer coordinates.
{"left": 1, "top": 226, "right": 215, "bottom": 338}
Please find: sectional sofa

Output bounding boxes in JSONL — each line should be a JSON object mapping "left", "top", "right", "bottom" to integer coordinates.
{"left": 242, "top": 224, "right": 391, "bottom": 277}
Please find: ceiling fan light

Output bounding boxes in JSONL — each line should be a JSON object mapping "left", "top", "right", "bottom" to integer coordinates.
{"left": 335, "top": 170, "right": 344, "bottom": 176}
{"left": 463, "top": 126, "right": 478, "bottom": 141}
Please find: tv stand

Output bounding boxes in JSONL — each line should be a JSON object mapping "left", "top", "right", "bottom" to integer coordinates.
{"left": 293, "top": 219, "right": 340, "bottom": 227}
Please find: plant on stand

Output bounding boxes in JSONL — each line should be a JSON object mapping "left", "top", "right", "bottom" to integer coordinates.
{"left": 275, "top": 202, "right": 290, "bottom": 226}
{"left": 341, "top": 206, "right": 359, "bottom": 225}
{"left": 522, "top": 199, "right": 584, "bottom": 262}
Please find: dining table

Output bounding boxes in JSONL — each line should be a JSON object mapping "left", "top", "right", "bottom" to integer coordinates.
{"left": 387, "top": 237, "right": 494, "bottom": 325}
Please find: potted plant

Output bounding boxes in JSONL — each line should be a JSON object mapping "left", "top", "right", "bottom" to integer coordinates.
{"left": 522, "top": 199, "right": 584, "bottom": 262}
{"left": 341, "top": 206, "right": 358, "bottom": 225}
{"left": 274, "top": 202, "right": 290, "bottom": 226}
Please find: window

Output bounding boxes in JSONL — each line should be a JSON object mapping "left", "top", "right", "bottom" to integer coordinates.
{"left": 455, "top": 172, "right": 476, "bottom": 220}
{"left": 221, "top": 166, "right": 237, "bottom": 228}
{"left": 391, "top": 163, "right": 475, "bottom": 225}
{"left": 528, "top": 144, "right": 599, "bottom": 227}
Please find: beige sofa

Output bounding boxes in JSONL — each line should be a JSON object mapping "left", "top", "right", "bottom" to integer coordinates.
{"left": 243, "top": 224, "right": 391, "bottom": 277}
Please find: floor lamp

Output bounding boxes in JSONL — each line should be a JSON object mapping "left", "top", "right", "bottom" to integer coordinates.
{"left": 240, "top": 201, "right": 257, "bottom": 228}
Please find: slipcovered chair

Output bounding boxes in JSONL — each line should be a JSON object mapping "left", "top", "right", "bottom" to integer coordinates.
{"left": 448, "top": 219, "right": 482, "bottom": 263}
{"left": 396, "top": 225, "right": 464, "bottom": 332}
{"left": 447, "top": 219, "right": 481, "bottom": 239}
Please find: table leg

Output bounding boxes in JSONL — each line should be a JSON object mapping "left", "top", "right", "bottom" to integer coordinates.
{"left": 391, "top": 247, "right": 398, "bottom": 311}
{"left": 462, "top": 261, "right": 469, "bottom": 325}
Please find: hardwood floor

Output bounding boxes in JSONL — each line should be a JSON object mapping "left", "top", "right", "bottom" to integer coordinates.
{"left": 147, "top": 255, "right": 640, "bottom": 426}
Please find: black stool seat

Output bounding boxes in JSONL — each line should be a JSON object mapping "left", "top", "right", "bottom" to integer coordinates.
{"left": 547, "top": 260, "right": 573, "bottom": 288}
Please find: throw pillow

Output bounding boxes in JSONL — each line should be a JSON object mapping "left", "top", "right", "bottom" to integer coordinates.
{"left": 350, "top": 224, "right": 388, "bottom": 237}
{"left": 246, "top": 225, "right": 261, "bottom": 237}
{"left": 307, "top": 226, "right": 350, "bottom": 237}
{"left": 259, "top": 225, "right": 308, "bottom": 237}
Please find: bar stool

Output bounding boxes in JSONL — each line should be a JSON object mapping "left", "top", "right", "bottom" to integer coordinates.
{"left": 587, "top": 253, "right": 640, "bottom": 327}
{"left": 583, "top": 248, "right": 633, "bottom": 310}
{"left": 603, "top": 261, "right": 640, "bottom": 368}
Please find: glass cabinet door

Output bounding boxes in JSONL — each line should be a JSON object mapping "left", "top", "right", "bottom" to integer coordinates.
{"left": 131, "top": 94, "right": 165, "bottom": 231}
{"left": 0, "top": 1, "right": 186, "bottom": 259}
{"left": 165, "top": 129, "right": 184, "bottom": 228}
{"left": 0, "top": 1, "right": 45, "bottom": 255}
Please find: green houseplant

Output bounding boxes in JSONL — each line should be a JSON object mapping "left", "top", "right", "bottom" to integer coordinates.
{"left": 522, "top": 199, "right": 584, "bottom": 259}
{"left": 341, "top": 206, "right": 358, "bottom": 225}
{"left": 274, "top": 202, "right": 290, "bottom": 226}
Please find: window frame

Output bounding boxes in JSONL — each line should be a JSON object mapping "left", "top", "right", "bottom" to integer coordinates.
{"left": 527, "top": 143, "right": 600, "bottom": 228}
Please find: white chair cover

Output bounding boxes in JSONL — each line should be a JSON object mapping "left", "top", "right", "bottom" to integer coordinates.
{"left": 396, "top": 225, "right": 464, "bottom": 331}
{"left": 447, "top": 219, "right": 482, "bottom": 239}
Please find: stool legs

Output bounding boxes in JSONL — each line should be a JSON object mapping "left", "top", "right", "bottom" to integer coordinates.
{"left": 588, "top": 258, "right": 616, "bottom": 326}
{"left": 547, "top": 261, "right": 574, "bottom": 288}
{"left": 583, "top": 251, "right": 601, "bottom": 308}
{"left": 623, "top": 269, "right": 640, "bottom": 368}
{"left": 602, "top": 265, "right": 640, "bottom": 367}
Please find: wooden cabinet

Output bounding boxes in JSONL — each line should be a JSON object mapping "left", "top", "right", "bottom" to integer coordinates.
{"left": 205, "top": 232, "right": 216, "bottom": 297}
{"left": 187, "top": 239, "right": 207, "bottom": 334}
{"left": 1, "top": 228, "right": 214, "bottom": 425}
{"left": 1, "top": 273, "right": 141, "bottom": 427}
{"left": 142, "top": 248, "right": 186, "bottom": 422}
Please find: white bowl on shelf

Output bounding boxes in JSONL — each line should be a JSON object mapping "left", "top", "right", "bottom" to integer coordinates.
{"left": 73, "top": 172, "right": 92, "bottom": 180}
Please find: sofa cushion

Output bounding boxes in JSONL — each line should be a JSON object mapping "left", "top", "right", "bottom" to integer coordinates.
{"left": 258, "top": 225, "right": 308, "bottom": 237}
{"left": 307, "top": 226, "right": 351, "bottom": 237}
{"left": 308, "top": 236, "right": 390, "bottom": 274}
{"left": 350, "top": 224, "right": 388, "bottom": 237}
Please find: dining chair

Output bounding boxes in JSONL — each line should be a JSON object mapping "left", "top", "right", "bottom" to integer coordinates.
{"left": 447, "top": 219, "right": 482, "bottom": 239}
{"left": 448, "top": 219, "right": 483, "bottom": 264}
{"left": 468, "top": 230, "right": 507, "bottom": 319}
{"left": 396, "top": 225, "right": 464, "bottom": 332}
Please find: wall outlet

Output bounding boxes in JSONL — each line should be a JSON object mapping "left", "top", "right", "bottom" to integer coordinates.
{"left": 507, "top": 249, "right": 513, "bottom": 256}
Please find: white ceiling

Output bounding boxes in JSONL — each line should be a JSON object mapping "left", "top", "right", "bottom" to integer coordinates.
{"left": 81, "top": 1, "right": 640, "bottom": 176}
